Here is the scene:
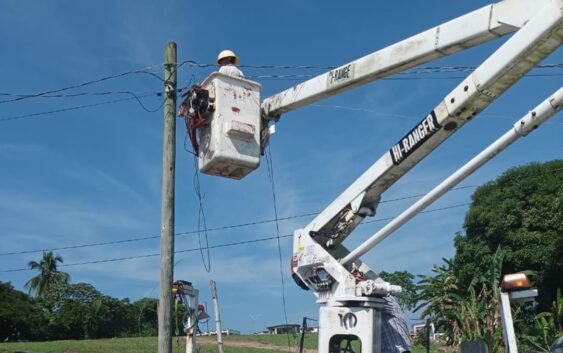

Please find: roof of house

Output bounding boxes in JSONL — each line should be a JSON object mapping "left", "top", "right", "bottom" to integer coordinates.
{"left": 267, "top": 324, "right": 300, "bottom": 330}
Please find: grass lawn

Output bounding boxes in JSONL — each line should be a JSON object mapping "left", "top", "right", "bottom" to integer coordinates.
{"left": 0, "top": 336, "right": 288, "bottom": 353}
{"left": 0, "top": 334, "right": 442, "bottom": 353}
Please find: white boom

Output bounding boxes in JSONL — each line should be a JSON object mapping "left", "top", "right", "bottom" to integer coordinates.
{"left": 278, "top": 1, "right": 561, "bottom": 352}
{"left": 261, "top": 0, "right": 554, "bottom": 118}
{"left": 341, "top": 87, "right": 563, "bottom": 266}
{"left": 291, "top": 0, "right": 561, "bottom": 269}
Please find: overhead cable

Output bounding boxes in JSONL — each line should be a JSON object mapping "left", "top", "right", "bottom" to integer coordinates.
{"left": 0, "top": 93, "right": 161, "bottom": 122}
{"left": 0, "top": 235, "right": 293, "bottom": 273}
{"left": 0, "top": 186, "right": 477, "bottom": 256}
{"left": 0, "top": 66, "right": 165, "bottom": 104}
{"left": 0, "top": 202, "right": 472, "bottom": 273}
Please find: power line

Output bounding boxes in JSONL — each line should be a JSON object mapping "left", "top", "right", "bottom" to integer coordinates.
{"left": 0, "top": 89, "right": 158, "bottom": 99}
{"left": 0, "top": 213, "right": 315, "bottom": 256}
{"left": 0, "top": 93, "right": 161, "bottom": 122}
{"left": 0, "top": 202, "right": 472, "bottom": 273}
{"left": 247, "top": 72, "right": 563, "bottom": 81}
{"left": 182, "top": 61, "right": 562, "bottom": 72}
{"left": 0, "top": 235, "right": 293, "bottom": 273}
{"left": 364, "top": 202, "right": 469, "bottom": 224}
{"left": 0, "top": 186, "right": 477, "bottom": 257}
{"left": 0, "top": 62, "right": 558, "bottom": 123}
{"left": 0, "top": 66, "right": 165, "bottom": 104}
{"left": 1, "top": 61, "right": 559, "bottom": 105}
{"left": 311, "top": 104, "right": 563, "bottom": 125}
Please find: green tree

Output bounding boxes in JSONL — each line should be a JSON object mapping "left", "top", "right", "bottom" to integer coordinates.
{"left": 129, "top": 297, "right": 159, "bottom": 336}
{"left": 379, "top": 270, "right": 417, "bottom": 311}
{"left": 454, "top": 160, "right": 563, "bottom": 310}
{"left": 25, "top": 251, "right": 70, "bottom": 297}
{"left": 0, "top": 282, "right": 46, "bottom": 341}
{"left": 39, "top": 282, "right": 136, "bottom": 339}
{"left": 40, "top": 282, "right": 102, "bottom": 339}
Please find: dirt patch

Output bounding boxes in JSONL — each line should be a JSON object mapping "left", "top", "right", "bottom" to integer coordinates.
{"left": 196, "top": 336, "right": 318, "bottom": 353}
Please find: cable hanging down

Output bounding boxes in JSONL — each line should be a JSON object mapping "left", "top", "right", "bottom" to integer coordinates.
{"left": 265, "top": 146, "right": 292, "bottom": 353}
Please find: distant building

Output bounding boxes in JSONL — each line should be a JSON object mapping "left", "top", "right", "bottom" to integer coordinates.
{"left": 267, "top": 324, "right": 300, "bottom": 335}
{"left": 412, "top": 323, "right": 436, "bottom": 340}
{"left": 197, "top": 329, "right": 240, "bottom": 336}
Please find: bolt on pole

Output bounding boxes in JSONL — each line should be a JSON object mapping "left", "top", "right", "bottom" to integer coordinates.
{"left": 158, "top": 42, "right": 177, "bottom": 353}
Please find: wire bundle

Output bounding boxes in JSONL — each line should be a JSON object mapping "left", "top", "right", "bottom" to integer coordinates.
{"left": 178, "top": 85, "right": 212, "bottom": 154}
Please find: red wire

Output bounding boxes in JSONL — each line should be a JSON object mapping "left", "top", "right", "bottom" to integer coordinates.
{"left": 179, "top": 87, "right": 211, "bottom": 155}
{"left": 185, "top": 110, "right": 209, "bottom": 154}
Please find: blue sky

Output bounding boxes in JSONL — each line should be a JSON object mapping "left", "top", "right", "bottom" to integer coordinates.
{"left": 0, "top": 0, "right": 561, "bottom": 335}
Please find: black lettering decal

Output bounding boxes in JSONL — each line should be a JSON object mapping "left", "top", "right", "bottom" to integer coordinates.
{"left": 328, "top": 64, "right": 353, "bottom": 86}
{"left": 389, "top": 111, "right": 441, "bottom": 165}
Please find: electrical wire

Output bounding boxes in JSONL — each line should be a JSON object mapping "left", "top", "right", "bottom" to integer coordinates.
{"left": 181, "top": 60, "right": 562, "bottom": 72}
{"left": 0, "top": 202, "right": 485, "bottom": 273}
{"left": 363, "top": 202, "right": 470, "bottom": 225}
{"left": 246, "top": 72, "right": 563, "bottom": 81}
{"left": 0, "top": 185, "right": 477, "bottom": 256}
{"left": 0, "top": 201, "right": 473, "bottom": 273}
{"left": 6, "top": 165, "right": 560, "bottom": 258}
{"left": 0, "top": 89, "right": 158, "bottom": 99}
{"left": 1, "top": 61, "right": 559, "bottom": 105}
{"left": 0, "top": 65, "right": 165, "bottom": 104}
{"left": 0, "top": 203, "right": 476, "bottom": 273}
{"left": 311, "top": 104, "right": 563, "bottom": 125}
{"left": 192, "top": 155, "right": 211, "bottom": 272}
{"left": 0, "top": 92, "right": 161, "bottom": 122}
{"left": 0, "top": 234, "right": 293, "bottom": 273}
{"left": 265, "top": 146, "right": 292, "bottom": 353}
{"left": 0, "top": 61, "right": 559, "bottom": 123}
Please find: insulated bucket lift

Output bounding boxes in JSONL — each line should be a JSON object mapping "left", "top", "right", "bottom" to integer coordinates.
{"left": 191, "top": 73, "right": 262, "bottom": 179}
{"left": 189, "top": 0, "right": 562, "bottom": 352}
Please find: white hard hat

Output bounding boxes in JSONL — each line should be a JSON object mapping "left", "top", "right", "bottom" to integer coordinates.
{"left": 216, "top": 49, "right": 240, "bottom": 65}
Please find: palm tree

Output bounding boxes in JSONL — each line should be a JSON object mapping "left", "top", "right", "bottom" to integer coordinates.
{"left": 415, "top": 258, "right": 464, "bottom": 345}
{"left": 415, "top": 248, "right": 507, "bottom": 351}
{"left": 25, "top": 251, "right": 70, "bottom": 297}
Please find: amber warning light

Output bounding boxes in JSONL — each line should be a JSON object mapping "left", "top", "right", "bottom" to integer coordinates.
{"left": 501, "top": 273, "right": 532, "bottom": 292}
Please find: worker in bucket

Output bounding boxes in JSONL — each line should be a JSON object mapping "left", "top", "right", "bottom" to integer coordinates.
{"left": 217, "top": 49, "right": 244, "bottom": 78}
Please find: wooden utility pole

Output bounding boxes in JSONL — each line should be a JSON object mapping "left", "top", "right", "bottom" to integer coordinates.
{"left": 210, "top": 280, "right": 225, "bottom": 353}
{"left": 158, "top": 42, "right": 177, "bottom": 353}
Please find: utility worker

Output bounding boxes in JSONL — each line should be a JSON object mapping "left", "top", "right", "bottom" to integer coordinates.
{"left": 382, "top": 295, "right": 411, "bottom": 353}
{"left": 216, "top": 49, "right": 244, "bottom": 78}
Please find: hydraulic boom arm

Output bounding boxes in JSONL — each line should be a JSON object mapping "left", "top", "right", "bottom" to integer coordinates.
{"left": 283, "top": 0, "right": 562, "bottom": 303}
